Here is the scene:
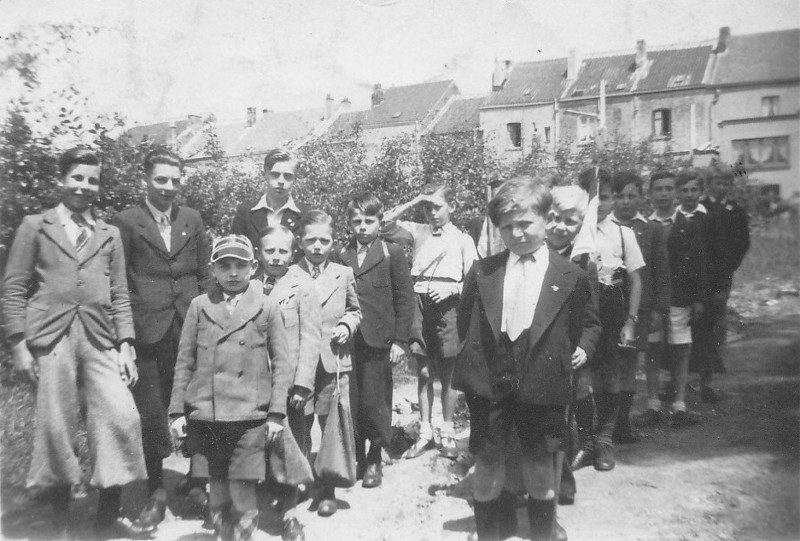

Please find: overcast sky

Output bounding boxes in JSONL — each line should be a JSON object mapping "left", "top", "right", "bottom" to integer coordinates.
{"left": 2, "top": 0, "right": 798, "bottom": 125}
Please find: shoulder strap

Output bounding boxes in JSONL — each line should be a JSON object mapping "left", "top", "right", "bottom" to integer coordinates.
{"left": 618, "top": 224, "right": 626, "bottom": 263}
{"left": 381, "top": 240, "right": 390, "bottom": 260}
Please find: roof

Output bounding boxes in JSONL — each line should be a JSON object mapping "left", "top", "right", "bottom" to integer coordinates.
{"left": 183, "top": 109, "right": 324, "bottom": 159}
{"left": 714, "top": 28, "right": 800, "bottom": 86}
{"left": 635, "top": 46, "right": 713, "bottom": 92}
{"left": 126, "top": 119, "right": 191, "bottom": 146}
{"left": 482, "top": 58, "right": 568, "bottom": 107}
{"left": 361, "top": 80, "right": 456, "bottom": 129}
{"left": 320, "top": 110, "right": 368, "bottom": 141}
{"left": 429, "top": 96, "right": 485, "bottom": 134}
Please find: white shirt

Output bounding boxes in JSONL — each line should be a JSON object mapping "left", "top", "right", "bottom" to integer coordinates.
{"left": 595, "top": 215, "right": 645, "bottom": 284}
{"left": 56, "top": 203, "right": 95, "bottom": 247}
{"left": 356, "top": 240, "right": 373, "bottom": 267}
{"left": 145, "top": 198, "right": 172, "bottom": 251}
{"left": 398, "top": 221, "right": 478, "bottom": 292}
{"left": 502, "top": 244, "right": 549, "bottom": 341}
{"left": 649, "top": 209, "right": 679, "bottom": 225}
{"left": 223, "top": 291, "right": 243, "bottom": 314}
{"left": 251, "top": 194, "right": 301, "bottom": 226}
{"left": 678, "top": 203, "right": 707, "bottom": 219}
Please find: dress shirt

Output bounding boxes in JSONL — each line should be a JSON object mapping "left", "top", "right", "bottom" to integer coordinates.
{"left": 250, "top": 194, "right": 302, "bottom": 227}
{"left": 223, "top": 291, "right": 242, "bottom": 315}
{"left": 502, "top": 244, "right": 549, "bottom": 341}
{"left": 356, "top": 241, "right": 373, "bottom": 267}
{"left": 678, "top": 203, "right": 707, "bottom": 219}
{"left": 56, "top": 203, "right": 95, "bottom": 247}
{"left": 145, "top": 198, "right": 172, "bottom": 251}
{"left": 595, "top": 215, "right": 645, "bottom": 284}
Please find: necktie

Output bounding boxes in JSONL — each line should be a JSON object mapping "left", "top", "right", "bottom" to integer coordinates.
{"left": 71, "top": 213, "right": 92, "bottom": 253}
{"left": 311, "top": 265, "right": 321, "bottom": 280}
{"left": 506, "top": 254, "right": 534, "bottom": 342}
{"left": 264, "top": 276, "right": 276, "bottom": 295}
{"left": 431, "top": 226, "right": 443, "bottom": 237}
{"left": 225, "top": 294, "right": 239, "bottom": 315}
{"left": 158, "top": 214, "right": 171, "bottom": 251}
{"left": 357, "top": 244, "right": 369, "bottom": 267}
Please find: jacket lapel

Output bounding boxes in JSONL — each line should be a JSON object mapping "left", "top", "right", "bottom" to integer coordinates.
{"left": 476, "top": 251, "right": 508, "bottom": 344}
{"left": 202, "top": 288, "right": 230, "bottom": 330}
{"left": 338, "top": 242, "right": 358, "bottom": 273}
{"left": 219, "top": 283, "right": 264, "bottom": 341}
{"left": 169, "top": 206, "right": 191, "bottom": 256}
{"left": 77, "top": 219, "right": 113, "bottom": 264}
{"left": 526, "top": 253, "right": 577, "bottom": 355}
{"left": 315, "top": 262, "right": 339, "bottom": 305}
{"left": 356, "top": 240, "right": 385, "bottom": 276}
{"left": 40, "top": 208, "right": 78, "bottom": 260}
{"left": 134, "top": 204, "right": 170, "bottom": 256}
{"left": 270, "top": 274, "right": 299, "bottom": 304}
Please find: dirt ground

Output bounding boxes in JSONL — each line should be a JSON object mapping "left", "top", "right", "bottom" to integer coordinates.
{"left": 3, "top": 301, "right": 799, "bottom": 541}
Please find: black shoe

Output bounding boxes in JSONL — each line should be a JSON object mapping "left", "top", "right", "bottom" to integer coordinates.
{"left": 558, "top": 489, "right": 575, "bottom": 506}
{"left": 593, "top": 443, "right": 615, "bottom": 471}
{"left": 570, "top": 448, "right": 594, "bottom": 471}
{"left": 701, "top": 386, "right": 723, "bottom": 403}
{"left": 356, "top": 461, "right": 367, "bottom": 481}
{"left": 671, "top": 409, "right": 701, "bottom": 427}
{"left": 93, "top": 517, "right": 154, "bottom": 540}
{"left": 613, "top": 426, "right": 641, "bottom": 444}
{"left": 439, "top": 434, "right": 459, "bottom": 459}
{"left": 552, "top": 519, "right": 568, "bottom": 541}
{"left": 132, "top": 488, "right": 167, "bottom": 532}
{"left": 317, "top": 498, "right": 338, "bottom": 517}
{"left": 635, "top": 408, "right": 662, "bottom": 427}
{"left": 282, "top": 517, "right": 305, "bottom": 541}
{"left": 362, "top": 463, "right": 382, "bottom": 488}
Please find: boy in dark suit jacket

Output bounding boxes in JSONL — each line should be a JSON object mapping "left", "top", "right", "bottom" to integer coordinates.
{"left": 2, "top": 148, "right": 147, "bottom": 539}
{"left": 339, "top": 193, "right": 415, "bottom": 489}
{"left": 454, "top": 177, "right": 599, "bottom": 541}
{"left": 231, "top": 147, "right": 309, "bottom": 251}
{"left": 111, "top": 147, "right": 211, "bottom": 530}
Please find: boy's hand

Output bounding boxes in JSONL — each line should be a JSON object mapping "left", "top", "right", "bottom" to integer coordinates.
{"left": 389, "top": 342, "right": 406, "bottom": 365}
{"left": 118, "top": 342, "right": 138, "bottom": 388}
{"left": 11, "top": 339, "right": 38, "bottom": 385}
{"left": 649, "top": 310, "right": 665, "bottom": 334}
{"left": 619, "top": 321, "right": 636, "bottom": 347}
{"left": 290, "top": 386, "right": 311, "bottom": 410}
{"left": 170, "top": 416, "right": 187, "bottom": 453}
{"left": 331, "top": 324, "right": 350, "bottom": 345}
{"left": 427, "top": 282, "right": 457, "bottom": 304}
{"left": 266, "top": 414, "right": 284, "bottom": 444}
{"left": 571, "top": 347, "right": 587, "bottom": 369}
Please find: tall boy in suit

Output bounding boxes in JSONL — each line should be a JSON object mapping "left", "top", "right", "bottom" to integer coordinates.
{"left": 112, "top": 147, "right": 211, "bottom": 530}
{"left": 454, "top": 177, "right": 598, "bottom": 541}
{"left": 339, "top": 193, "right": 415, "bottom": 488}
{"left": 2, "top": 147, "right": 148, "bottom": 539}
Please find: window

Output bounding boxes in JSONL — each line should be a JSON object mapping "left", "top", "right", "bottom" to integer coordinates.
{"left": 732, "top": 136, "right": 790, "bottom": 170}
{"left": 577, "top": 116, "right": 595, "bottom": 143}
{"left": 507, "top": 122, "right": 522, "bottom": 148}
{"left": 652, "top": 109, "right": 672, "bottom": 137}
{"left": 544, "top": 126, "right": 551, "bottom": 143}
{"left": 762, "top": 96, "right": 780, "bottom": 116}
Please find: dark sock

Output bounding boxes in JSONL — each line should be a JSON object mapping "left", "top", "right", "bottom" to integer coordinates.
{"left": 96, "top": 486, "right": 122, "bottom": 527}
{"left": 355, "top": 436, "right": 367, "bottom": 465}
{"left": 526, "top": 498, "right": 555, "bottom": 541}
{"left": 616, "top": 391, "right": 635, "bottom": 434}
{"left": 145, "top": 455, "right": 164, "bottom": 494}
{"left": 473, "top": 499, "right": 499, "bottom": 541}
{"left": 495, "top": 491, "right": 518, "bottom": 540}
{"left": 596, "top": 393, "right": 620, "bottom": 445}
{"left": 574, "top": 395, "right": 595, "bottom": 450}
{"left": 367, "top": 442, "right": 382, "bottom": 465}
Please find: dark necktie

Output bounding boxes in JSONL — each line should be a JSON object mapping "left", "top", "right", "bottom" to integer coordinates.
{"left": 264, "top": 276, "right": 276, "bottom": 295}
{"left": 71, "top": 213, "right": 92, "bottom": 253}
{"left": 311, "top": 265, "right": 321, "bottom": 280}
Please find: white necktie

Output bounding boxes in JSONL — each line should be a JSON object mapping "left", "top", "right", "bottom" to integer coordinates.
{"left": 158, "top": 214, "right": 171, "bottom": 251}
{"left": 506, "top": 254, "right": 534, "bottom": 341}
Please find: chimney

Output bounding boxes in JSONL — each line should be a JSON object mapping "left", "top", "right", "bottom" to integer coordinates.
{"left": 325, "top": 94, "right": 334, "bottom": 120}
{"left": 340, "top": 97, "right": 351, "bottom": 111}
{"left": 716, "top": 26, "right": 730, "bottom": 53}
{"left": 371, "top": 84, "right": 384, "bottom": 107}
{"left": 168, "top": 122, "right": 178, "bottom": 149}
{"left": 636, "top": 40, "right": 647, "bottom": 70}
{"left": 492, "top": 59, "right": 512, "bottom": 91}
{"left": 567, "top": 49, "right": 581, "bottom": 81}
{"left": 246, "top": 107, "right": 257, "bottom": 127}
{"left": 188, "top": 114, "right": 202, "bottom": 126}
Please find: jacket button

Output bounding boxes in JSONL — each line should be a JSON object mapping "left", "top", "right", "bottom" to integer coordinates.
{"left": 239, "top": 339, "right": 246, "bottom": 346}
{"left": 472, "top": 341, "right": 480, "bottom": 349}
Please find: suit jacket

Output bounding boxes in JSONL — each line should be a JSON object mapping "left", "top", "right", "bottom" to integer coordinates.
{"left": 168, "top": 282, "right": 293, "bottom": 421}
{"left": 2, "top": 208, "right": 135, "bottom": 349}
{"left": 231, "top": 198, "right": 309, "bottom": 251}
{"left": 267, "top": 266, "right": 321, "bottom": 396}
{"left": 559, "top": 247, "right": 602, "bottom": 360}
{"left": 622, "top": 218, "right": 671, "bottom": 313}
{"left": 453, "top": 249, "right": 599, "bottom": 405}
{"left": 112, "top": 203, "right": 211, "bottom": 344}
{"left": 338, "top": 239, "right": 415, "bottom": 349}
{"left": 666, "top": 213, "right": 708, "bottom": 307}
{"left": 295, "top": 260, "right": 361, "bottom": 373}
{"left": 701, "top": 197, "right": 750, "bottom": 290}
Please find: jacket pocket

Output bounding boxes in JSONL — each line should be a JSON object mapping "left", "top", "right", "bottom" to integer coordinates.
{"left": 280, "top": 308, "right": 299, "bottom": 328}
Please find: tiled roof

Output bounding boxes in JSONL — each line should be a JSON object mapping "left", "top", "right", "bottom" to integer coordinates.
{"left": 482, "top": 58, "right": 568, "bottom": 107}
{"left": 714, "top": 29, "right": 800, "bottom": 86}
{"left": 430, "top": 96, "right": 485, "bottom": 134}
{"left": 568, "top": 54, "right": 635, "bottom": 97}
{"left": 361, "top": 80, "right": 456, "bottom": 129}
{"left": 126, "top": 119, "right": 191, "bottom": 146}
{"left": 321, "top": 110, "right": 368, "bottom": 140}
{"left": 636, "top": 46, "right": 713, "bottom": 91}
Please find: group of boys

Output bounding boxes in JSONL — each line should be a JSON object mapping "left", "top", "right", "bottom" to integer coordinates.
{"left": 1, "top": 142, "right": 748, "bottom": 541}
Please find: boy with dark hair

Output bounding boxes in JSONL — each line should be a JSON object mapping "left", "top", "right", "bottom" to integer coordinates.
{"left": 454, "top": 176, "right": 598, "bottom": 541}
{"left": 639, "top": 170, "right": 707, "bottom": 427}
{"left": 2, "top": 147, "right": 148, "bottom": 539}
{"left": 232, "top": 147, "right": 309, "bottom": 250}
{"left": 611, "top": 171, "right": 672, "bottom": 442}
{"left": 339, "top": 193, "right": 415, "bottom": 488}
{"left": 385, "top": 183, "right": 478, "bottom": 459}
{"left": 112, "top": 146, "right": 212, "bottom": 531}
{"left": 169, "top": 235, "right": 293, "bottom": 541}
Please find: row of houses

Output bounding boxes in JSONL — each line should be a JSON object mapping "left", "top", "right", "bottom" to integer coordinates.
{"left": 127, "top": 27, "right": 800, "bottom": 197}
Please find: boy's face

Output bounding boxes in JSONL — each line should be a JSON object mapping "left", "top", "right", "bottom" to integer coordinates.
{"left": 421, "top": 192, "right": 452, "bottom": 228}
{"left": 651, "top": 177, "right": 677, "bottom": 212}
{"left": 349, "top": 209, "right": 381, "bottom": 246}
{"left": 266, "top": 160, "right": 297, "bottom": 199}
{"left": 613, "top": 183, "right": 642, "bottom": 222}
{"left": 258, "top": 234, "right": 294, "bottom": 278}
{"left": 145, "top": 163, "right": 182, "bottom": 212}
{"left": 61, "top": 164, "right": 101, "bottom": 214}
{"left": 678, "top": 179, "right": 702, "bottom": 210}
{"left": 300, "top": 223, "right": 333, "bottom": 267}
{"left": 212, "top": 257, "right": 255, "bottom": 294}
{"left": 709, "top": 174, "right": 733, "bottom": 201}
{"left": 497, "top": 208, "right": 547, "bottom": 257}
{"left": 597, "top": 184, "right": 613, "bottom": 222}
{"left": 545, "top": 208, "right": 584, "bottom": 251}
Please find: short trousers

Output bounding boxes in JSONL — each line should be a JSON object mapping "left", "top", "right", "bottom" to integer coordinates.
{"left": 632, "top": 309, "right": 651, "bottom": 351}
{"left": 417, "top": 293, "right": 460, "bottom": 359}
{"left": 313, "top": 365, "right": 350, "bottom": 417}
{"left": 466, "top": 394, "right": 567, "bottom": 459}
{"left": 648, "top": 306, "right": 692, "bottom": 345}
{"left": 185, "top": 419, "right": 266, "bottom": 480}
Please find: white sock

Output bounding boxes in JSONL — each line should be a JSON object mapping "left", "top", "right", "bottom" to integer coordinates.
{"left": 440, "top": 421, "right": 454, "bottom": 437}
{"left": 418, "top": 421, "right": 433, "bottom": 441}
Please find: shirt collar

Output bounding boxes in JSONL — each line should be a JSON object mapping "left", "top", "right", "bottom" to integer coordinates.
{"left": 507, "top": 243, "right": 549, "bottom": 267}
{"left": 649, "top": 208, "right": 679, "bottom": 223}
{"left": 612, "top": 212, "right": 649, "bottom": 225}
{"left": 304, "top": 258, "right": 326, "bottom": 271}
{"left": 145, "top": 198, "right": 172, "bottom": 223}
{"left": 679, "top": 203, "right": 707, "bottom": 217}
{"left": 251, "top": 194, "right": 301, "bottom": 214}
{"left": 56, "top": 203, "right": 95, "bottom": 226}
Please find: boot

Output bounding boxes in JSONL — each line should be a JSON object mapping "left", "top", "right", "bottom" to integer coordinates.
{"left": 594, "top": 393, "right": 619, "bottom": 471}
{"left": 495, "top": 491, "right": 518, "bottom": 540}
{"left": 473, "top": 499, "right": 499, "bottom": 541}
{"left": 526, "top": 498, "right": 555, "bottom": 541}
{"left": 613, "top": 391, "right": 640, "bottom": 443}
{"left": 570, "top": 395, "right": 595, "bottom": 470}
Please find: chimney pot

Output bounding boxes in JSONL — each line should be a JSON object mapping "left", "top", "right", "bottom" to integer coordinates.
{"left": 492, "top": 58, "right": 512, "bottom": 91}
{"left": 246, "top": 107, "right": 257, "bottom": 127}
{"left": 371, "top": 84, "right": 384, "bottom": 107}
{"left": 636, "top": 40, "right": 647, "bottom": 69}
{"left": 325, "top": 94, "right": 335, "bottom": 120}
{"left": 716, "top": 26, "right": 730, "bottom": 53}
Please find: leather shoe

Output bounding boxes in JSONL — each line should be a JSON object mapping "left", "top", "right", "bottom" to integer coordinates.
{"left": 317, "top": 498, "right": 338, "bottom": 517}
{"left": 175, "top": 471, "right": 192, "bottom": 495}
{"left": 558, "top": 489, "right": 575, "bottom": 506}
{"left": 671, "top": 409, "right": 701, "bottom": 427}
{"left": 132, "top": 488, "right": 167, "bottom": 532}
{"left": 701, "top": 386, "right": 722, "bottom": 404}
{"left": 636, "top": 408, "right": 662, "bottom": 427}
{"left": 552, "top": 519, "right": 568, "bottom": 541}
{"left": 570, "top": 448, "right": 594, "bottom": 471}
{"left": 593, "top": 443, "right": 615, "bottom": 471}
{"left": 402, "top": 437, "right": 433, "bottom": 459}
{"left": 356, "top": 461, "right": 367, "bottom": 481}
{"left": 362, "top": 463, "right": 382, "bottom": 488}
{"left": 282, "top": 517, "right": 305, "bottom": 541}
{"left": 93, "top": 517, "right": 154, "bottom": 540}
{"left": 439, "top": 435, "right": 459, "bottom": 459}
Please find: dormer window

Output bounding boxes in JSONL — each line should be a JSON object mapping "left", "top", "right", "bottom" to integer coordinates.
{"left": 667, "top": 74, "right": 691, "bottom": 88}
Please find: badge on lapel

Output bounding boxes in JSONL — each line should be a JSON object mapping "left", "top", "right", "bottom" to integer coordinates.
{"left": 551, "top": 285, "right": 559, "bottom": 292}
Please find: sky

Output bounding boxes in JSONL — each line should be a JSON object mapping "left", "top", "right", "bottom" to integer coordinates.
{"left": 1, "top": 0, "right": 798, "bottom": 125}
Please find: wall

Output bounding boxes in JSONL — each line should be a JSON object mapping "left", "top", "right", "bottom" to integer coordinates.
{"left": 479, "top": 103, "right": 558, "bottom": 163}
